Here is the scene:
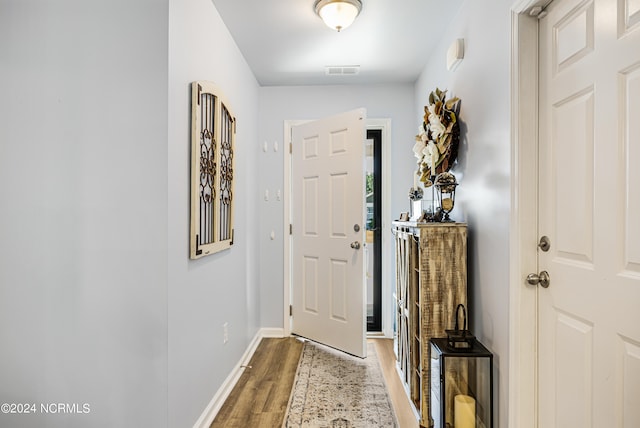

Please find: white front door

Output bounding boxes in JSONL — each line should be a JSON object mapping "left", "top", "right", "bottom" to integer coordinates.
{"left": 291, "top": 109, "right": 367, "bottom": 358}
{"left": 538, "top": 0, "right": 640, "bottom": 426}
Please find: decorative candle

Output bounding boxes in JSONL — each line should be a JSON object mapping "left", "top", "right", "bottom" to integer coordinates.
{"left": 454, "top": 394, "right": 476, "bottom": 428}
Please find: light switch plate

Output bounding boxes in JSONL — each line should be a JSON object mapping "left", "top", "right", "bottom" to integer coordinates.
{"left": 447, "top": 38, "right": 464, "bottom": 71}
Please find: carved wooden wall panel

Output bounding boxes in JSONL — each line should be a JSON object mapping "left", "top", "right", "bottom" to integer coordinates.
{"left": 190, "top": 81, "right": 236, "bottom": 259}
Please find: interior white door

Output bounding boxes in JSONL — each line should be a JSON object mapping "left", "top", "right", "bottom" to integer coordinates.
{"left": 291, "top": 108, "right": 367, "bottom": 358}
{"left": 538, "top": 1, "right": 640, "bottom": 426}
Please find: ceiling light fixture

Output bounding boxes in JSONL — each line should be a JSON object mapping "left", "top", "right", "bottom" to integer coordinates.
{"left": 314, "top": 0, "right": 362, "bottom": 32}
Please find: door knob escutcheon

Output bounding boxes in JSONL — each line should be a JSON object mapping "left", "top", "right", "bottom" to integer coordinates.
{"left": 538, "top": 236, "right": 551, "bottom": 252}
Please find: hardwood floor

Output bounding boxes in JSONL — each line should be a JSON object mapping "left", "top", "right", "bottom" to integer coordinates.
{"left": 373, "top": 339, "right": 420, "bottom": 428}
{"left": 211, "top": 336, "right": 418, "bottom": 428}
{"left": 211, "top": 337, "right": 303, "bottom": 428}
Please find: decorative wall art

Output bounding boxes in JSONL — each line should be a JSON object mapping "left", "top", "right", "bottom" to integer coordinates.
{"left": 190, "top": 81, "right": 236, "bottom": 259}
{"left": 413, "top": 88, "right": 461, "bottom": 186}
{"left": 408, "top": 88, "right": 462, "bottom": 222}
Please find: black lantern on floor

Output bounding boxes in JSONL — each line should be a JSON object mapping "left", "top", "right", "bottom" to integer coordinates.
{"left": 434, "top": 172, "right": 458, "bottom": 222}
{"left": 430, "top": 306, "right": 493, "bottom": 428}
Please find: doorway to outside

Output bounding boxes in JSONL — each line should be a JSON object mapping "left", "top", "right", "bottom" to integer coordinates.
{"left": 283, "top": 118, "right": 392, "bottom": 340}
{"left": 365, "top": 129, "right": 382, "bottom": 332}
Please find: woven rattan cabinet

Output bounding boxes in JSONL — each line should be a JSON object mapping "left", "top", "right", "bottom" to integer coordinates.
{"left": 393, "top": 222, "right": 467, "bottom": 428}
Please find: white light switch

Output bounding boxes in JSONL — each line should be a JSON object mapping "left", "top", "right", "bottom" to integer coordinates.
{"left": 276, "top": 189, "right": 281, "bottom": 201}
{"left": 264, "top": 189, "right": 269, "bottom": 201}
{"left": 274, "top": 141, "right": 279, "bottom": 152}
{"left": 270, "top": 230, "right": 275, "bottom": 240}
{"left": 263, "top": 141, "right": 268, "bottom": 152}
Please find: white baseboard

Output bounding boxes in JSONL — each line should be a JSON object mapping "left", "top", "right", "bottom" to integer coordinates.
{"left": 260, "top": 327, "right": 286, "bottom": 338}
{"left": 192, "top": 327, "right": 286, "bottom": 428}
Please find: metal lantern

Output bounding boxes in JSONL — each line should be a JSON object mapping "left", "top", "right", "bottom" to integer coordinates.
{"left": 434, "top": 172, "right": 458, "bottom": 222}
{"left": 445, "top": 304, "right": 475, "bottom": 349}
{"left": 430, "top": 307, "right": 493, "bottom": 428}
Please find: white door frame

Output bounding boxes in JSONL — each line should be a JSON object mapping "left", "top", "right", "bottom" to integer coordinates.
{"left": 509, "top": 1, "right": 544, "bottom": 427}
{"left": 283, "top": 118, "right": 393, "bottom": 339}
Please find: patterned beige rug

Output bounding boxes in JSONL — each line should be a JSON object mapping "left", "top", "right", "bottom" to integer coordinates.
{"left": 282, "top": 340, "right": 398, "bottom": 428}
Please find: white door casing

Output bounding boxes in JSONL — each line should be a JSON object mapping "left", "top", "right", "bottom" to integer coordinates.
{"left": 538, "top": 1, "right": 640, "bottom": 427}
{"left": 290, "top": 109, "right": 367, "bottom": 358}
{"left": 509, "top": 6, "right": 540, "bottom": 427}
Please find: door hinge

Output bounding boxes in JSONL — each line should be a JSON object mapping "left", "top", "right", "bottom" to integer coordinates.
{"left": 289, "top": 305, "right": 293, "bottom": 316}
{"left": 290, "top": 224, "right": 292, "bottom": 235}
{"left": 529, "top": 5, "right": 548, "bottom": 19}
{"left": 289, "top": 142, "right": 292, "bottom": 154}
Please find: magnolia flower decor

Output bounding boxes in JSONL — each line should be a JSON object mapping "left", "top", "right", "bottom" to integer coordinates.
{"left": 412, "top": 88, "right": 461, "bottom": 186}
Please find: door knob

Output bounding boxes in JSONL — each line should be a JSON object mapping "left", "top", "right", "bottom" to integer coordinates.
{"left": 350, "top": 241, "right": 361, "bottom": 250}
{"left": 526, "top": 271, "right": 550, "bottom": 288}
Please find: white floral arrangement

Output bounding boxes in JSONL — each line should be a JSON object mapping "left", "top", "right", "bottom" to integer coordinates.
{"left": 412, "top": 88, "right": 461, "bottom": 186}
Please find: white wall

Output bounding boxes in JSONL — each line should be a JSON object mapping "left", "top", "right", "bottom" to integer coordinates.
{"left": 257, "top": 84, "right": 416, "bottom": 329}
{"left": 414, "top": 1, "right": 513, "bottom": 426}
{"left": 0, "top": 0, "right": 169, "bottom": 427}
{"left": 168, "top": 0, "right": 260, "bottom": 426}
{"left": 0, "top": 0, "right": 261, "bottom": 426}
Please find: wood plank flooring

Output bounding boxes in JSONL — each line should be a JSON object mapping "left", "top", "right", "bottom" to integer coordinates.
{"left": 211, "top": 337, "right": 418, "bottom": 428}
{"left": 373, "top": 339, "right": 420, "bottom": 428}
{"left": 211, "top": 337, "right": 303, "bottom": 427}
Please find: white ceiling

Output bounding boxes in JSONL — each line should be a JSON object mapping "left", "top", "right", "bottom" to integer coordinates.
{"left": 211, "top": 0, "right": 464, "bottom": 86}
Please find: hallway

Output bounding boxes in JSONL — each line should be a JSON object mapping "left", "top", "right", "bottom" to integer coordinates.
{"left": 211, "top": 338, "right": 418, "bottom": 427}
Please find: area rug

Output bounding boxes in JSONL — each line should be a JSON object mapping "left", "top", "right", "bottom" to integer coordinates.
{"left": 282, "top": 341, "right": 399, "bottom": 428}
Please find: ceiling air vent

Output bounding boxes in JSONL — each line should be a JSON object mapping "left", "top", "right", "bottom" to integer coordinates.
{"left": 325, "top": 65, "right": 360, "bottom": 76}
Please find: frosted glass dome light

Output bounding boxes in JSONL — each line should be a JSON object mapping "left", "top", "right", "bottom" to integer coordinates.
{"left": 314, "top": 0, "right": 362, "bottom": 32}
